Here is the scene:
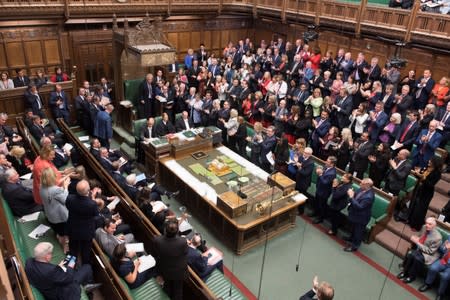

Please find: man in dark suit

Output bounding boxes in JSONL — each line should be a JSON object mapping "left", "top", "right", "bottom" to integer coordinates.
{"left": 294, "top": 83, "right": 310, "bottom": 114}
{"left": 155, "top": 113, "right": 176, "bottom": 137}
{"left": 66, "top": 180, "right": 99, "bottom": 264}
{"left": 259, "top": 126, "right": 277, "bottom": 172}
{"left": 349, "top": 132, "right": 374, "bottom": 179}
{"left": 98, "top": 147, "right": 131, "bottom": 175}
{"left": 344, "top": 178, "right": 375, "bottom": 252}
{"left": 392, "top": 111, "right": 420, "bottom": 153}
{"left": 312, "top": 156, "right": 337, "bottom": 224}
{"left": 287, "top": 54, "right": 302, "bottom": 83}
{"left": 74, "top": 87, "right": 91, "bottom": 130}
{"left": 299, "top": 276, "right": 334, "bottom": 300}
{"left": 111, "top": 161, "right": 127, "bottom": 190}
{"left": 414, "top": 69, "right": 435, "bottom": 110}
{"left": 389, "top": 0, "right": 413, "bottom": 8}
{"left": 207, "top": 58, "right": 221, "bottom": 77}
{"left": 139, "top": 73, "right": 156, "bottom": 119}
{"left": 175, "top": 111, "right": 193, "bottom": 132}
{"left": 25, "top": 242, "right": 96, "bottom": 300}
{"left": 311, "top": 111, "right": 331, "bottom": 155}
{"left": 412, "top": 120, "right": 442, "bottom": 169}
{"left": 436, "top": 102, "right": 450, "bottom": 148}
{"left": 94, "top": 103, "right": 113, "bottom": 149}
{"left": 295, "top": 147, "right": 314, "bottom": 198}
{"left": 332, "top": 87, "right": 353, "bottom": 129}
{"left": 49, "top": 84, "right": 70, "bottom": 125}
{"left": 13, "top": 68, "right": 30, "bottom": 87}
{"left": 368, "top": 57, "right": 381, "bottom": 82}
{"left": 188, "top": 59, "right": 201, "bottom": 90}
{"left": 139, "top": 117, "right": 157, "bottom": 142}
{"left": 24, "top": 85, "right": 46, "bottom": 118}
{"left": 186, "top": 235, "right": 223, "bottom": 280}
{"left": 391, "top": 85, "right": 413, "bottom": 119}
{"left": 1, "top": 168, "right": 42, "bottom": 217}
{"left": 366, "top": 101, "right": 388, "bottom": 142}
{"left": 384, "top": 149, "right": 412, "bottom": 196}
{"left": 151, "top": 219, "right": 188, "bottom": 300}
{"left": 29, "top": 115, "right": 65, "bottom": 148}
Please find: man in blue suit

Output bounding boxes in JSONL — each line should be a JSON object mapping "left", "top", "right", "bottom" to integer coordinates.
{"left": 311, "top": 110, "right": 331, "bottom": 155}
{"left": 412, "top": 120, "right": 442, "bottom": 169}
{"left": 49, "top": 84, "right": 70, "bottom": 124}
{"left": 186, "top": 235, "right": 223, "bottom": 280}
{"left": 436, "top": 102, "right": 450, "bottom": 148}
{"left": 312, "top": 156, "right": 337, "bottom": 224}
{"left": 344, "top": 178, "right": 375, "bottom": 252}
{"left": 366, "top": 101, "right": 388, "bottom": 142}
{"left": 414, "top": 69, "right": 435, "bottom": 110}
{"left": 260, "top": 126, "right": 277, "bottom": 172}
{"left": 94, "top": 103, "right": 114, "bottom": 149}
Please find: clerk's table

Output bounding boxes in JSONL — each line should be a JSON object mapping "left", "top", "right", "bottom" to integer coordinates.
{"left": 158, "top": 146, "right": 307, "bottom": 255}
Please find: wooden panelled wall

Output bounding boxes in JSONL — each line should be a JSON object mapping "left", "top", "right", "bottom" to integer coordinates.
{"left": 1, "top": 15, "right": 449, "bottom": 91}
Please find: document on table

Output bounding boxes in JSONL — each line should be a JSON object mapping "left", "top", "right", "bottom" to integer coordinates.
{"left": 18, "top": 211, "right": 40, "bottom": 223}
{"left": 138, "top": 255, "right": 156, "bottom": 272}
{"left": 28, "top": 224, "right": 50, "bottom": 239}
{"left": 126, "top": 243, "right": 145, "bottom": 253}
{"left": 205, "top": 247, "right": 223, "bottom": 266}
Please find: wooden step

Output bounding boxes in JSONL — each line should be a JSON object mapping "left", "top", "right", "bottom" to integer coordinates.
{"left": 429, "top": 192, "right": 449, "bottom": 214}
{"left": 386, "top": 219, "right": 416, "bottom": 240}
{"left": 374, "top": 229, "right": 411, "bottom": 258}
{"left": 442, "top": 173, "right": 450, "bottom": 183}
{"left": 435, "top": 179, "right": 450, "bottom": 195}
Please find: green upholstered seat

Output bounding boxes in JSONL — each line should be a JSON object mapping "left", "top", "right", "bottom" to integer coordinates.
{"left": 205, "top": 269, "right": 246, "bottom": 300}
{"left": 246, "top": 126, "right": 254, "bottom": 137}
{"left": 123, "top": 79, "right": 143, "bottom": 108}
{"left": 366, "top": 194, "right": 389, "bottom": 231}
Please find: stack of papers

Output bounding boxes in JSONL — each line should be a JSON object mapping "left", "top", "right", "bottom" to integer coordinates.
{"left": 18, "top": 211, "right": 40, "bottom": 223}
{"left": 138, "top": 255, "right": 156, "bottom": 272}
{"left": 125, "top": 243, "right": 145, "bottom": 253}
{"left": 28, "top": 224, "right": 50, "bottom": 239}
{"left": 107, "top": 197, "right": 121, "bottom": 210}
{"left": 151, "top": 201, "right": 168, "bottom": 213}
{"left": 78, "top": 135, "right": 90, "bottom": 142}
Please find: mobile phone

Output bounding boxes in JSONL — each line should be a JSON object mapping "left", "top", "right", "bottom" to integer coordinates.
{"left": 63, "top": 254, "right": 77, "bottom": 268}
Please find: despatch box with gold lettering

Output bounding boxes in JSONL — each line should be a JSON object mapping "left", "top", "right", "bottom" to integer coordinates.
{"left": 267, "top": 172, "right": 295, "bottom": 195}
{"left": 217, "top": 191, "right": 248, "bottom": 218}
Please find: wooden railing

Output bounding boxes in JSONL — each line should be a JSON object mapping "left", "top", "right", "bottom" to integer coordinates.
{"left": 0, "top": 0, "right": 449, "bottom": 46}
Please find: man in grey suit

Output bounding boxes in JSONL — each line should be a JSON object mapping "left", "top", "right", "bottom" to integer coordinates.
{"left": 95, "top": 219, "right": 134, "bottom": 257}
{"left": 398, "top": 217, "right": 442, "bottom": 284}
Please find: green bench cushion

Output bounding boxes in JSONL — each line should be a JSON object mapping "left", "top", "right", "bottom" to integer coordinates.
{"left": 205, "top": 269, "right": 246, "bottom": 300}
{"left": 124, "top": 79, "right": 143, "bottom": 108}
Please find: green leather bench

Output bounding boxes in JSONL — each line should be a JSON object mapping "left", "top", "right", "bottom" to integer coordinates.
{"left": 205, "top": 269, "right": 246, "bottom": 300}
{"left": 1, "top": 197, "right": 89, "bottom": 300}
{"left": 124, "top": 79, "right": 143, "bottom": 108}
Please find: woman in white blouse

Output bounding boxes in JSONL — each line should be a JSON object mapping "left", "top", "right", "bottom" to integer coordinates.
{"left": 220, "top": 109, "right": 239, "bottom": 152}
{"left": 349, "top": 102, "right": 369, "bottom": 139}
{"left": 0, "top": 72, "right": 14, "bottom": 90}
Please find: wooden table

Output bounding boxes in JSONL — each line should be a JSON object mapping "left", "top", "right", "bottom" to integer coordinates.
{"left": 159, "top": 147, "right": 306, "bottom": 255}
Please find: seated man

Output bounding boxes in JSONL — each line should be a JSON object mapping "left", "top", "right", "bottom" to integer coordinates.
{"left": 398, "top": 217, "right": 442, "bottom": 284}
{"left": 0, "top": 112, "right": 23, "bottom": 146}
{"left": 25, "top": 242, "right": 100, "bottom": 300}
{"left": 95, "top": 218, "right": 134, "bottom": 257}
{"left": 111, "top": 161, "right": 127, "bottom": 189}
{"left": 155, "top": 112, "right": 175, "bottom": 137}
{"left": 30, "top": 115, "right": 65, "bottom": 148}
{"left": 187, "top": 234, "right": 223, "bottom": 280}
{"left": 0, "top": 168, "right": 42, "bottom": 217}
{"left": 175, "top": 111, "right": 194, "bottom": 132}
{"left": 418, "top": 236, "right": 450, "bottom": 300}
{"left": 98, "top": 147, "right": 132, "bottom": 175}
{"left": 124, "top": 173, "right": 178, "bottom": 201}
{"left": 40, "top": 137, "right": 79, "bottom": 168}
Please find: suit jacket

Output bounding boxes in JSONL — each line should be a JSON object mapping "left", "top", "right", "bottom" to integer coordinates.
{"left": 151, "top": 235, "right": 188, "bottom": 280}
{"left": 416, "top": 227, "right": 442, "bottom": 265}
{"left": 139, "top": 80, "right": 155, "bottom": 101}
{"left": 413, "top": 129, "right": 442, "bottom": 162}
{"left": 25, "top": 258, "right": 81, "bottom": 300}
{"left": 155, "top": 120, "right": 175, "bottom": 137}
{"left": 436, "top": 110, "right": 450, "bottom": 132}
{"left": 335, "top": 95, "right": 353, "bottom": 128}
{"left": 175, "top": 118, "right": 194, "bottom": 132}
{"left": 385, "top": 159, "right": 412, "bottom": 192}
{"left": 352, "top": 141, "right": 374, "bottom": 172}
{"left": 124, "top": 184, "right": 139, "bottom": 200}
{"left": 186, "top": 247, "right": 215, "bottom": 280}
{"left": 13, "top": 76, "right": 30, "bottom": 88}
{"left": 368, "top": 64, "right": 381, "bottom": 82}
{"left": 260, "top": 135, "right": 277, "bottom": 165}
{"left": 1, "top": 181, "right": 42, "bottom": 217}
{"left": 295, "top": 157, "right": 314, "bottom": 193}
{"left": 99, "top": 156, "right": 114, "bottom": 173}
{"left": 49, "top": 91, "right": 69, "bottom": 111}
{"left": 316, "top": 167, "right": 336, "bottom": 199}
{"left": 25, "top": 91, "right": 44, "bottom": 116}
{"left": 66, "top": 194, "right": 99, "bottom": 240}
{"left": 395, "top": 121, "right": 419, "bottom": 149}
{"left": 330, "top": 182, "right": 352, "bottom": 211}
{"left": 111, "top": 171, "right": 127, "bottom": 190}
{"left": 394, "top": 94, "right": 413, "bottom": 118}
{"left": 94, "top": 110, "right": 112, "bottom": 140}
{"left": 367, "top": 111, "right": 388, "bottom": 141}
{"left": 139, "top": 124, "right": 157, "bottom": 140}
{"left": 208, "top": 65, "right": 221, "bottom": 77}
{"left": 299, "top": 289, "right": 316, "bottom": 300}
{"left": 415, "top": 77, "right": 435, "bottom": 105}
{"left": 348, "top": 188, "right": 375, "bottom": 225}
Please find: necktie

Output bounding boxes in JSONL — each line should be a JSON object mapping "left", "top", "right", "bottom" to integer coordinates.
{"left": 442, "top": 112, "right": 449, "bottom": 123}
{"left": 36, "top": 94, "right": 42, "bottom": 109}
{"left": 399, "top": 122, "right": 413, "bottom": 143}
{"left": 419, "top": 231, "right": 428, "bottom": 244}
{"left": 148, "top": 127, "right": 152, "bottom": 137}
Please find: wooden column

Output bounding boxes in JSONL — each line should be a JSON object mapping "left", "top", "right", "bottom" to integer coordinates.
{"left": 64, "top": 0, "right": 70, "bottom": 19}
{"left": 405, "top": 1, "right": 421, "bottom": 43}
{"left": 253, "top": 0, "right": 258, "bottom": 19}
{"left": 315, "top": 0, "right": 322, "bottom": 26}
{"left": 281, "top": 0, "right": 287, "bottom": 23}
{"left": 355, "top": 0, "right": 368, "bottom": 38}
{"left": 218, "top": 0, "right": 223, "bottom": 15}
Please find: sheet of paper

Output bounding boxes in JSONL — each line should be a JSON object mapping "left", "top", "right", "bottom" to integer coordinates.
{"left": 152, "top": 201, "right": 167, "bottom": 213}
{"left": 135, "top": 173, "right": 146, "bottom": 182}
{"left": 28, "top": 224, "right": 50, "bottom": 239}
{"left": 83, "top": 142, "right": 91, "bottom": 149}
{"left": 138, "top": 255, "right": 156, "bottom": 272}
{"left": 189, "top": 163, "right": 208, "bottom": 175}
{"left": 205, "top": 247, "right": 223, "bottom": 266}
{"left": 107, "top": 197, "right": 121, "bottom": 211}
{"left": 20, "top": 173, "right": 32, "bottom": 180}
{"left": 62, "top": 143, "right": 73, "bottom": 152}
{"left": 292, "top": 193, "right": 308, "bottom": 203}
{"left": 179, "top": 219, "right": 193, "bottom": 233}
{"left": 18, "top": 211, "right": 40, "bottom": 223}
{"left": 266, "top": 151, "right": 275, "bottom": 166}
{"left": 78, "top": 135, "right": 89, "bottom": 142}
{"left": 126, "top": 243, "right": 145, "bottom": 253}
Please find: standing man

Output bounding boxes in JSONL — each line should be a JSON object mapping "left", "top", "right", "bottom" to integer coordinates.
{"left": 25, "top": 85, "right": 46, "bottom": 118}
{"left": 260, "top": 126, "right": 277, "bottom": 173}
{"left": 384, "top": 149, "right": 412, "bottom": 198}
{"left": 332, "top": 87, "right": 353, "bottom": 129}
{"left": 344, "top": 178, "right": 375, "bottom": 252}
{"left": 49, "top": 84, "right": 70, "bottom": 125}
{"left": 348, "top": 132, "right": 373, "bottom": 179}
{"left": 295, "top": 147, "right": 314, "bottom": 214}
{"left": 412, "top": 120, "right": 442, "bottom": 169}
{"left": 66, "top": 180, "right": 99, "bottom": 264}
{"left": 139, "top": 73, "right": 155, "bottom": 119}
{"left": 414, "top": 69, "right": 435, "bottom": 110}
{"left": 152, "top": 219, "right": 188, "bottom": 300}
{"left": 366, "top": 101, "right": 388, "bottom": 143}
{"left": 312, "top": 156, "right": 337, "bottom": 224}
{"left": 94, "top": 103, "right": 114, "bottom": 149}
{"left": 392, "top": 110, "right": 420, "bottom": 153}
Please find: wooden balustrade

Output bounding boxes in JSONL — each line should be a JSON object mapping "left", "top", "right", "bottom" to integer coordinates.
{"left": 414, "top": 11, "right": 450, "bottom": 38}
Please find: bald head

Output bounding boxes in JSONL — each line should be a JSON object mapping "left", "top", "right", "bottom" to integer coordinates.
{"left": 76, "top": 180, "right": 90, "bottom": 196}
{"left": 34, "top": 242, "right": 53, "bottom": 261}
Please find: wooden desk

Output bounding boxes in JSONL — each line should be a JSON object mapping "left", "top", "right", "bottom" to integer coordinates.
{"left": 159, "top": 147, "right": 306, "bottom": 255}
